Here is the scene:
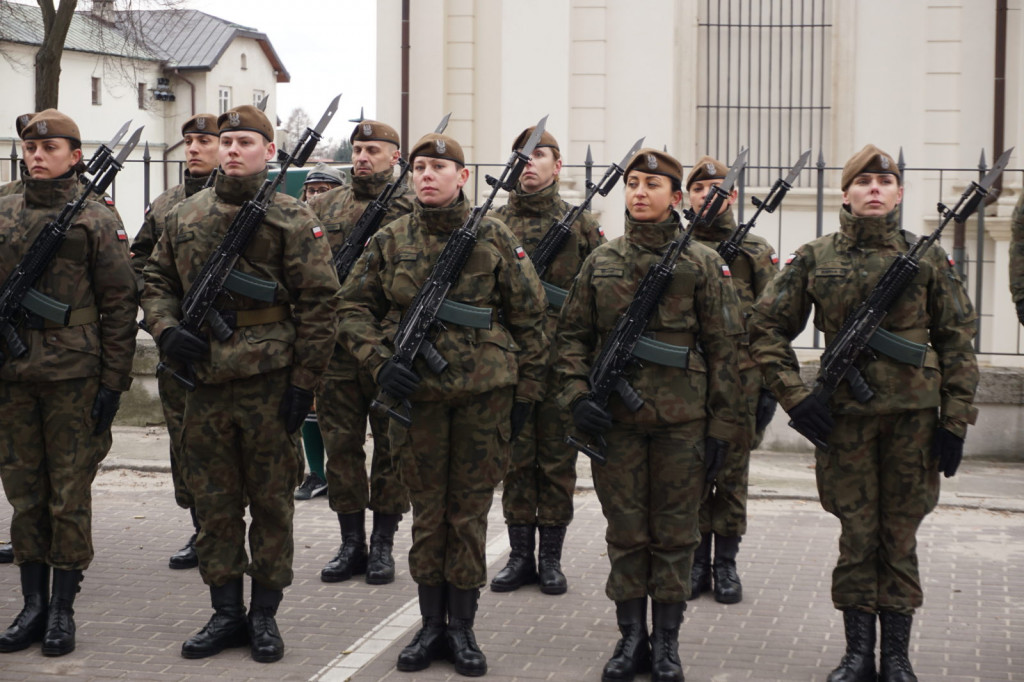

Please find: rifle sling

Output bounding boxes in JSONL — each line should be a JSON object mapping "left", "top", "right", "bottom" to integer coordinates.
{"left": 24, "top": 305, "right": 98, "bottom": 330}
{"left": 542, "top": 281, "right": 568, "bottom": 310}
{"left": 826, "top": 327, "right": 929, "bottom": 367}
{"left": 631, "top": 332, "right": 695, "bottom": 369}
{"left": 436, "top": 299, "right": 493, "bottom": 330}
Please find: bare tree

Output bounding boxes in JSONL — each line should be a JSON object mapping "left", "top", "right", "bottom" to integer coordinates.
{"left": 33, "top": 0, "right": 77, "bottom": 111}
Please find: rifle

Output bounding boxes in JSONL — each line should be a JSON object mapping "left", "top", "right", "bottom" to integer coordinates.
{"left": 0, "top": 122, "right": 143, "bottom": 367}
{"left": 156, "top": 94, "right": 341, "bottom": 390}
{"left": 370, "top": 115, "right": 549, "bottom": 427}
{"left": 717, "top": 149, "right": 810, "bottom": 265}
{"left": 790, "top": 147, "right": 1014, "bottom": 450}
{"left": 332, "top": 113, "right": 451, "bottom": 283}
{"left": 567, "top": 148, "right": 749, "bottom": 463}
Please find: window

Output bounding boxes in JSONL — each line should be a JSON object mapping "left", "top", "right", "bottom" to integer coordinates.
{"left": 138, "top": 83, "right": 146, "bottom": 109}
{"left": 218, "top": 87, "right": 232, "bottom": 115}
{"left": 241, "top": 53, "right": 247, "bottom": 70}
{"left": 253, "top": 90, "right": 266, "bottom": 108}
{"left": 92, "top": 77, "right": 102, "bottom": 105}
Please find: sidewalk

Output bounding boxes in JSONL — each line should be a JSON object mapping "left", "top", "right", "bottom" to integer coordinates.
{"left": 0, "top": 426, "right": 1019, "bottom": 681}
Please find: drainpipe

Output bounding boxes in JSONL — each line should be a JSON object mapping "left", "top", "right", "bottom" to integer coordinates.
{"left": 992, "top": 0, "right": 1006, "bottom": 201}
{"left": 401, "top": 0, "right": 410, "bottom": 156}
{"left": 161, "top": 69, "right": 197, "bottom": 189}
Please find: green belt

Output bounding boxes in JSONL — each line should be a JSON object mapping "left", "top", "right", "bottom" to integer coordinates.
{"left": 542, "top": 281, "right": 569, "bottom": 310}
{"left": 224, "top": 269, "right": 278, "bottom": 303}
{"left": 631, "top": 332, "right": 695, "bottom": 369}
{"left": 28, "top": 305, "right": 99, "bottom": 329}
{"left": 436, "top": 299, "right": 493, "bottom": 329}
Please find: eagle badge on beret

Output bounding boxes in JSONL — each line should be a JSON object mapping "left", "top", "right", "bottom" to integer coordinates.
{"left": 228, "top": 112, "right": 241, "bottom": 127}
{"left": 196, "top": 117, "right": 207, "bottom": 130}
{"left": 363, "top": 123, "right": 372, "bottom": 137}
{"left": 37, "top": 121, "right": 48, "bottom": 135}
{"left": 18, "top": 114, "right": 30, "bottom": 127}
{"left": 705, "top": 162, "right": 716, "bottom": 174}
{"left": 880, "top": 155, "right": 890, "bottom": 170}
{"left": 646, "top": 154, "right": 658, "bottom": 170}
{"left": 436, "top": 139, "right": 447, "bottom": 155}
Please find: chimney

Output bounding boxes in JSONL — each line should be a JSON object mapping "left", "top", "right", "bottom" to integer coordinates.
{"left": 91, "top": 0, "right": 115, "bottom": 23}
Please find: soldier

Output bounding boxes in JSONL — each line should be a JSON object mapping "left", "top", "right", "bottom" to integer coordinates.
{"left": 298, "top": 162, "right": 344, "bottom": 203}
{"left": 553, "top": 148, "right": 745, "bottom": 682}
{"left": 131, "top": 113, "right": 220, "bottom": 571}
{"left": 142, "top": 105, "right": 342, "bottom": 663}
{"left": 685, "top": 156, "right": 778, "bottom": 604}
{"left": 489, "top": 126, "right": 605, "bottom": 595}
{"left": 0, "top": 110, "right": 137, "bottom": 656}
{"left": 1009, "top": 191, "right": 1024, "bottom": 326}
{"left": 748, "top": 145, "right": 979, "bottom": 682}
{"left": 337, "top": 132, "right": 548, "bottom": 676}
{"left": 304, "top": 120, "right": 413, "bottom": 584}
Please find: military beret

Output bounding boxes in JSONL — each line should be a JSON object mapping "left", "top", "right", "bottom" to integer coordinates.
{"left": 350, "top": 120, "right": 400, "bottom": 147}
{"left": 686, "top": 155, "right": 729, "bottom": 190}
{"left": 15, "top": 112, "right": 36, "bottom": 138}
{"left": 181, "top": 113, "right": 219, "bottom": 137}
{"left": 409, "top": 133, "right": 465, "bottom": 166}
{"left": 625, "top": 148, "right": 683, "bottom": 184}
{"left": 511, "top": 126, "right": 560, "bottom": 155}
{"left": 218, "top": 105, "right": 274, "bottom": 142}
{"left": 842, "top": 144, "right": 900, "bottom": 191}
{"left": 20, "top": 109, "right": 80, "bottom": 144}
{"left": 304, "top": 162, "right": 344, "bottom": 186}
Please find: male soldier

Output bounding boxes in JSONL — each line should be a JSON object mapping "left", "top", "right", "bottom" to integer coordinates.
{"left": 305, "top": 120, "right": 412, "bottom": 585}
{"left": 142, "top": 105, "right": 342, "bottom": 663}
{"left": 0, "top": 110, "right": 137, "bottom": 656}
{"left": 489, "top": 127, "right": 605, "bottom": 595}
{"left": 686, "top": 156, "right": 778, "bottom": 604}
{"left": 299, "top": 162, "right": 344, "bottom": 203}
{"left": 1009, "top": 191, "right": 1024, "bottom": 326}
{"left": 131, "top": 113, "right": 220, "bottom": 571}
{"left": 748, "top": 145, "right": 979, "bottom": 682}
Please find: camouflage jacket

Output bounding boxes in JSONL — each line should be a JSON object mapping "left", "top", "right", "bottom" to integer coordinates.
{"left": 141, "top": 169, "right": 342, "bottom": 391}
{"left": 1010, "top": 192, "right": 1024, "bottom": 304}
{"left": 692, "top": 210, "right": 778, "bottom": 370}
{"left": 553, "top": 210, "right": 747, "bottom": 445}
{"left": 748, "top": 207, "right": 979, "bottom": 438}
{"left": 337, "top": 192, "right": 550, "bottom": 403}
{"left": 0, "top": 179, "right": 23, "bottom": 199}
{"left": 0, "top": 176, "right": 137, "bottom": 390}
{"left": 308, "top": 166, "right": 415, "bottom": 256}
{"left": 0, "top": 174, "right": 124, "bottom": 226}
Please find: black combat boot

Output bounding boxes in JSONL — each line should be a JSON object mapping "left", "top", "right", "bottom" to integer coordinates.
{"left": 879, "top": 611, "right": 917, "bottom": 682}
{"left": 41, "top": 568, "right": 81, "bottom": 656}
{"left": 712, "top": 533, "right": 742, "bottom": 604}
{"left": 366, "top": 512, "right": 402, "bottom": 585}
{"left": 650, "top": 600, "right": 685, "bottom": 682}
{"left": 248, "top": 581, "right": 284, "bottom": 663}
{"left": 688, "top": 532, "right": 711, "bottom": 600}
{"left": 446, "top": 586, "right": 487, "bottom": 677}
{"left": 397, "top": 583, "right": 449, "bottom": 672}
{"left": 489, "top": 524, "right": 537, "bottom": 592}
{"left": 826, "top": 609, "right": 877, "bottom": 682}
{"left": 601, "top": 598, "right": 651, "bottom": 682}
{"left": 321, "top": 511, "right": 368, "bottom": 582}
{"left": 0, "top": 541, "right": 12, "bottom": 563}
{"left": 181, "top": 579, "right": 249, "bottom": 659}
{"left": 537, "top": 525, "right": 568, "bottom": 595}
{"left": 0, "top": 562, "right": 49, "bottom": 653}
{"left": 169, "top": 507, "right": 200, "bottom": 570}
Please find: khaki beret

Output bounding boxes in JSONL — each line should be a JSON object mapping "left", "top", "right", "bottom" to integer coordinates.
{"left": 409, "top": 133, "right": 465, "bottom": 166}
{"left": 511, "top": 126, "right": 560, "bottom": 155}
{"left": 686, "top": 155, "right": 729, "bottom": 190}
{"left": 304, "top": 162, "right": 344, "bottom": 186}
{"left": 15, "top": 112, "right": 36, "bottom": 138}
{"left": 841, "top": 144, "right": 900, "bottom": 191}
{"left": 20, "top": 109, "right": 80, "bottom": 144}
{"left": 181, "top": 113, "right": 219, "bottom": 137}
{"left": 218, "top": 105, "right": 274, "bottom": 142}
{"left": 625, "top": 148, "right": 683, "bottom": 184}
{"left": 350, "top": 120, "right": 400, "bottom": 147}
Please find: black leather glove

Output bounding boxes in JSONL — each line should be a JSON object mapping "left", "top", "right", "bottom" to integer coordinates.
{"left": 279, "top": 385, "right": 315, "bottom": 435}
{"left": 1017, "top": 299, "right": 1024, "bottom": 327}
{"left": 90, "top": 386, "right": 121, "bottom": 435}
{"left": 754, "top": 388, "right": 778, "bottom": 434}
{"left": 932, "top": 427, "right": 964, "bottom": 478}
{"left": 159, "top": 326, "right": 210, "bottom": 364}
{"left": 376, "top": 358, "right": 421, "bottom": 400}
{"left": 788, "top": 394, "right": 835, "bottom": 444}
{"left": 704, "top": 437, "right": 728, "bottom": 483}
{"left": 572, "top": 397, "right": 613, "bottom": 436}
{"left": 509, "top": 400, "right": 532, "bottom": 441}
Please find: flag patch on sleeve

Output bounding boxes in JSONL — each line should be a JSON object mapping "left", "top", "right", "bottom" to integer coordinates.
{"left": 515, "top": 246, "right": 527, "bottom": 259}
{"left": 598, "top": 226, "right": 605, "bottom": 237}
{"left": 947, "top": 254, "right": 956, "bottom": 267}
{"left": 116, "top": 229, "right": 128, "bottom": 241}
{"left": 104, "top": 196, "right": 115, "bottom": 206}
{"left": 311, "top": 225, "right": 324, "bottom": 239}
{"left": 785, "top": 253, "right": 797, "bottom": 265}
{"left": 771, "top": 253, "right": 779, "bottom": 265}
{"left": 721, "top": 264, "right": 732, "bottom": 277}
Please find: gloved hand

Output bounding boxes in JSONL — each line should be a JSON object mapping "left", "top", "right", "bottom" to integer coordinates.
{"left": 90, "top": 386, "right": 121, "bottom": 435}
{"left": 279, "top": 385, "right": 315, "bottom": 434}
{"left": 932, "top": 427, "right": 964, "bottom": 478}
{"left": 1017, "top": 299, "right": 1024, "bottom": 327}
{"left": 788, "top": 394, "right": 835, "bottom": 444}
{"left": 158, "top": 326, "right": 210, "bottom": 364}
{"left": 572, "top": 397, "right": 613, "bottom": 436}
{"left": 754, "top": 388, "right": 778, "bottom": 433}
{"left": 704, "top": 437, "right": 729, "bottom": 483}
{"left": 509, "top": 400, "right": 532, "bottom": 441}
{"left": 376, "top": 358, "right": 421, "bottom": 400}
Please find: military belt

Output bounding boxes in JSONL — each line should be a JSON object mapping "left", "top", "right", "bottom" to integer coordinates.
{"left": 632, "top": 331, "right": 695, "bottom": 369}
{"left": 826, "top": 327, "right": 929, "bottom": 367}
{"left": 219, "top": 305, "right": 290, "bottom": 328}
{"left": 542, "top": 281, "right": 569, "bottom": 310}
{"left": 24, "top": 305, "right": 99, "bottom": 330}
{"left": 436, "top": 299, "right": 493, "bottom": 330}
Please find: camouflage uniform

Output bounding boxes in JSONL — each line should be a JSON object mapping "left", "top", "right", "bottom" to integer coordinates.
{"left": 141, "top": 169, "right": 342, "bottom": 590}
{"left": 337, "top": 191, "right": 549, "bottom": 590}
{"left": 748, "top": 206, "right": 979, "bottom": 614}
{"left": 1009, "top": 192, "right": 1024, "bottom": 323}
{"left": 553, "top": 210, "right": 746, "bottom": 603}
{"left": 0, "top": 175, "right": 137, "bottom": 569}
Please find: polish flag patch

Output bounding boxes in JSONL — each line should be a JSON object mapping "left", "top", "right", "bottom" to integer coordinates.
{"left": 771, "top": 253, "right": 779, "bottom": 265}
{"left": 103, "top": 196, "right": 115, "bottom": 206}
{"left": 116, "top": 229, "right": 128, "bottom": 241}
{"left": 721, "top": 264, "right": 732, "bottom": 277}
{"left": 947, "top": 254, "right": 956, "bottom": 267}
{"left": 785, "top": 253, "right": 797, "bottom": 265}
{"left": 598, "top": 226, "right": 605, "bottom": 237}
{"left": 515, "top": 246, "right": 527, "bottom": 259}
{"left": 311, "top": 225, "right": 324, "bottom": 239}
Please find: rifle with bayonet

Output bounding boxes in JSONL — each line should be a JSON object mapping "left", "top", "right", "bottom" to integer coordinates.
{"left": 566, "top": 148, "right": 749, "bottom": 463}
{"left": 370, "top": 115, "right": 550, "bottom": 427}
{"left": 789, "top": 147, "right": 1014, "bottom": 450}
{"left": 156, "top": 94, "right": 341, "bottom": 390}
{"left": 0, "top": 122, "right": 144, "bottom": 366}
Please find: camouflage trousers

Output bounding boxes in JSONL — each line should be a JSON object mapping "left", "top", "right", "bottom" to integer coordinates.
{"left": 390, "top": 388, "right": 512, "bottom": 590}
{"left": 592, "top": 419, "right": 706, "bottom": 603}
{"left": 317, "top": 347, "right": 409, "bottom": 515}
{"left": 157, "top": 369, "right": 193, "bottom": 510}
{"left": 182, "top": 368, "right": 302, "bottom": 590}
{"left": 0, "top": 377, "right": 109, "bottom": 570}
{"left": 698, "top": 365, "right": 762, "bottom": 536}
{"left": 815, "top": 409, "right": 940, "bottom": 615}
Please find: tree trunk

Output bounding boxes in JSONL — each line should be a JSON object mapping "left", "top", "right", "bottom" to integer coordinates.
{"left": 34, "top": 0, "right": 79, "bottom": 112}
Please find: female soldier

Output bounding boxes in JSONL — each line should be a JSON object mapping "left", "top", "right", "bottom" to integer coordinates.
{"left": 553, "top": 148, "right": 745, "bottom": 682}
{"left": 337, "top": 132, "right": 548, "bottom": 677}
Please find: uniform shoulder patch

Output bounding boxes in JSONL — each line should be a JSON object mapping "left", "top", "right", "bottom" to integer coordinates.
{"left": 515, "top": 245, "right": 527, "bottom": 259}
{"left": 720, "top": 263, "right": 732, "bottom": 277}
{"left": 116, "top": 228, "right": 128, "bottom": 241}
{"left": 771, "top": 253, "right": 779, "bottom": 265}
{"left": 598, "top": 226, "right": 605, "bottom": 237}
{"left": 311, "top": 225, "right": 324, "bottom": 239}
{"left": 947, "top": 253, "right": 956, "bottom": 268}
{"left": 104, "top": 196, "right": 115, "bottom": 206}
{"left": 785, "top": 253, "right": 798, "bottom": 265}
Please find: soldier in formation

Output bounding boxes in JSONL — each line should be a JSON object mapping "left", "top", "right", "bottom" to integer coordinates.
{"left": 298, "top": 162, "right": 344, "bottom": 204}
{"left": 1009, "top": 191, "right": 1024, "bottom": 327}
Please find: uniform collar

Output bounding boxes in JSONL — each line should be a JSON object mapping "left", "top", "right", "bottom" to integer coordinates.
{"left": 183, "top": 170, "right": 212, "bottom": 198}
{"left": 693, "top": 208, "right": 735, "bottom": 241}
{"left": 351, "top": 167, "right": 395, "bottom": 200}
{"left": 838, "top": 205, "right": 902, "bottom": 249}
{"left": 623, "top": 209, "right": 683, "bottom": 251}
{"left": 414, "top": 191, "right": 471, "bottom": 235}
{"left": 214, "top": 168, "right": 268, "bottom": 205}
{"left": 506, "top": 180, "right": 561, "bottom": 217}
{"left": 22, "top": 175, "right": 79, "bottom": 209}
